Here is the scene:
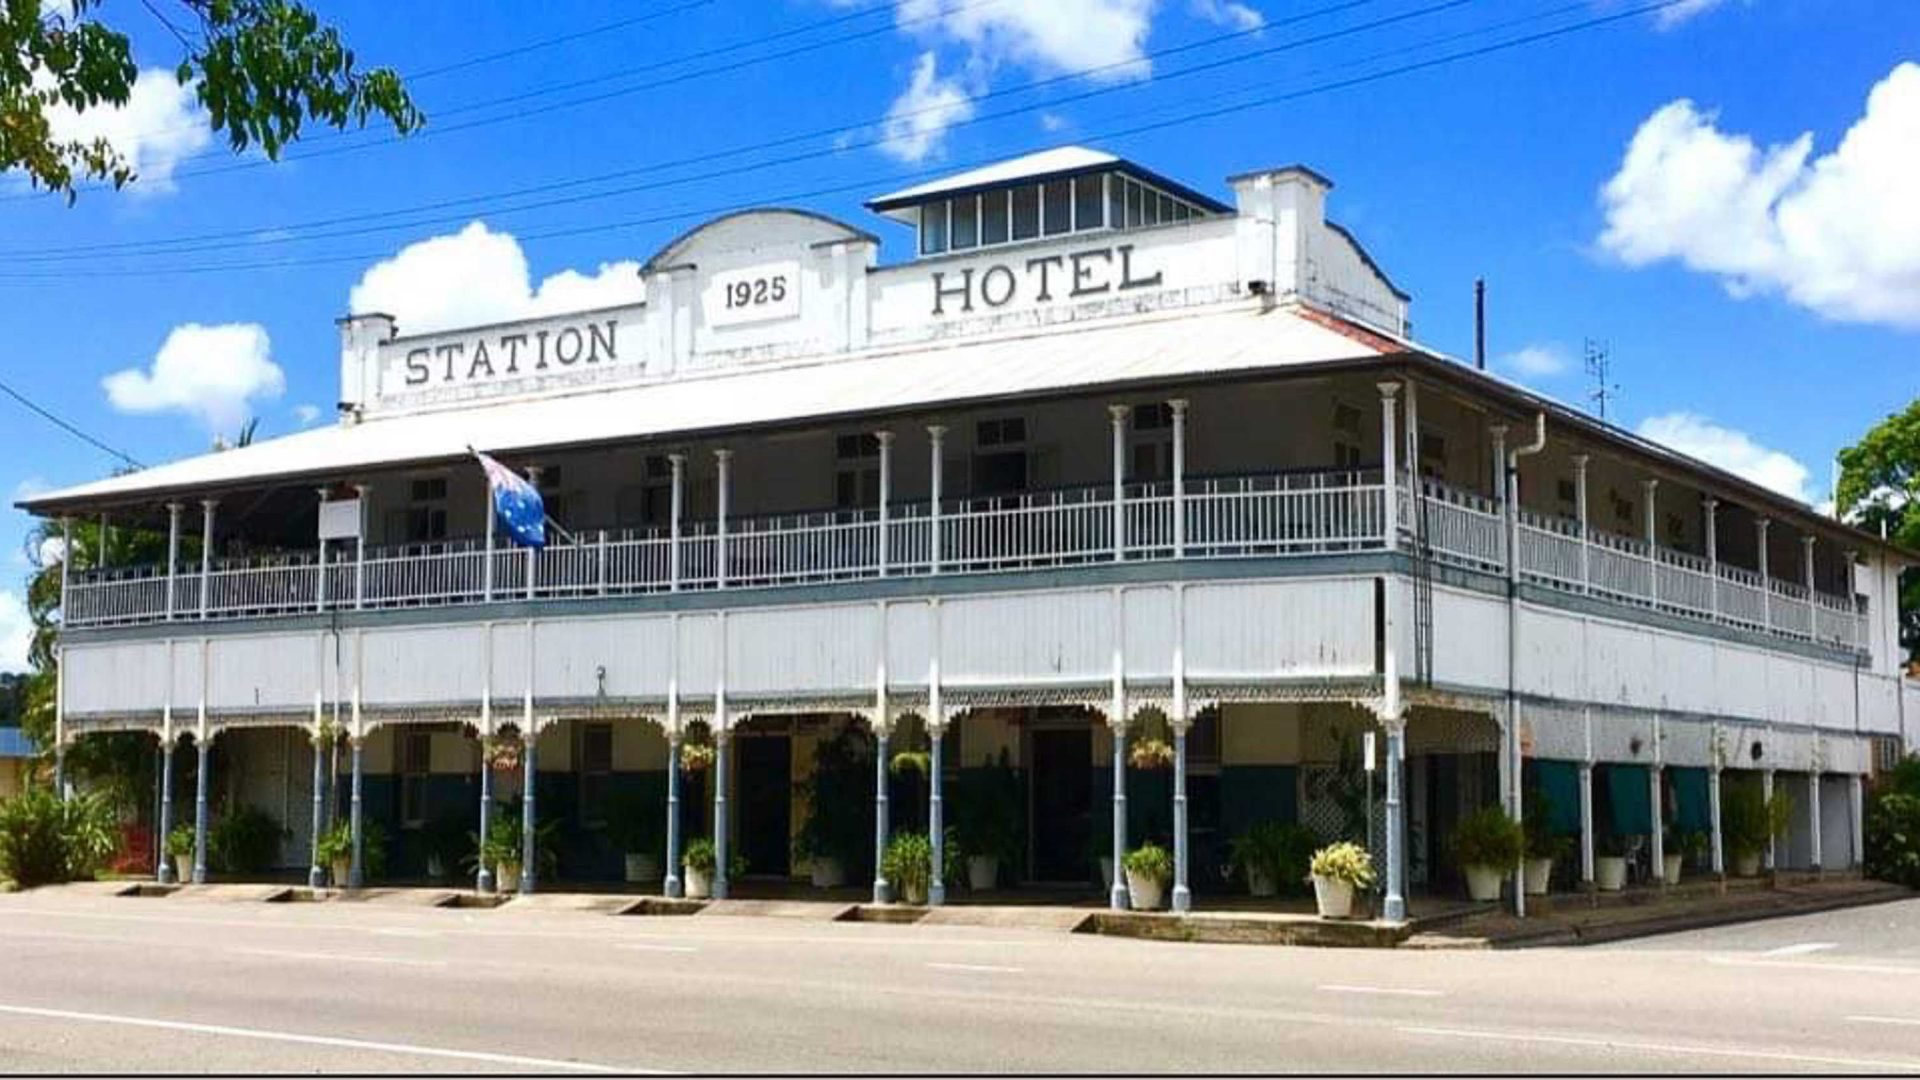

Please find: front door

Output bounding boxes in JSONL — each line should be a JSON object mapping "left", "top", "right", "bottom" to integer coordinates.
{"left": 737, "top": 735, "right": 792, "bottom": 878}
{"left": 1029, "top": 727, "right": 1092, "bottom": 883}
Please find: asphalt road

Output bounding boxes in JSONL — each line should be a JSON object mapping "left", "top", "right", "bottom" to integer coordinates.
{"left": 2, "top": 888, "right": 1920, "bottom": 1073}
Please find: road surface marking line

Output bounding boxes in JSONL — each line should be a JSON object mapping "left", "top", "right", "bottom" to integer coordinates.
{"left": 1707, "top": 956, "right": 1920, "bottom": 977}
{"left": 1398, "top": 1024, "right": 1920, "bottom": 1071}
{"left": 618, "top": 943, "right": 700, "bottom": 954}
{"left": 0, "top": 1003, "right": 647, "bottom": 1073}
{"left": 926, "top": 962, "right": 1024, "bottom": 974}
{"left": 1763, "top": 942, "right": 1837, "bottom": 957}
{"left": 231, "top": 948, "right": 447, "bottom": 968}
{"left": 1848, "top": 1016, "right": 1920, "bottom": 1027}
{"left": 1319, "top": 985, "right": 1443, "bottom": 998}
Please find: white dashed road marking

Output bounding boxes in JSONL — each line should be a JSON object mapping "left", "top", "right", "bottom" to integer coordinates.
{"left": 1319, "top": 985, "right": 1443, "bottom": 998}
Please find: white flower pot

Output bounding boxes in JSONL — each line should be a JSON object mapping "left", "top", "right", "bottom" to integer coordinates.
{"left": 331, "top": 856, "right": 352, "bottom": 889}
{"left": 173, "top": 854, "right": 193, "bottom": 883}
{"left": 899, "top": 878, "right": 929, "bottom": 906}
{"left": 1595, "top": 856, "right": 1627, "bottom": 892}
{"left": 1662, "top": 853, "right": 1683, "bottom": 886}
{"left": 1735, "top": 851, "right": 1762, "bottom": 878}
{"left": 809, "top": 856, "right": 845, "bottom": 889}
{"left": 1312, "top": 874, "right": 1355, "bottom": 919}
{"left": 1524, "top": 857, "right": 1554, "bottom": 896}
{"left": 1125, "top": 869, "right": 1165, "bottom": 911}
{"left": 1246, "top": 866, "right": 1277, "bottom": 897}
{"left": 1465, "top": 864, "right": 1505, "bottom": 902}
{"left": 967, "top": 854, "right": 999, "bottom": 891}
{"left": 426, "top": 853, "right": 447, "bottom": 881}
{"left": 1098, "top": 856, "right": 1114, "bottom": 891}
{"left": 495, "top": 862, "right": 521, "bottom": 895}
{"left": 684, "top": 865, "right": 712, "bottom": 899}
{"left": 625, "top": 853, "right": 660, "bottom": 884}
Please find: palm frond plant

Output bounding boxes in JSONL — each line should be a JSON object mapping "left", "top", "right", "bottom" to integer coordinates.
{"left": 880, "top": 830, "right": 959, "bottom": 905}
{"left": 1307, "top": 841, "right": 1374, "bottom": 918}
{"left": 1121, "top": 842, "right": 1173, "bottom": 910}
{"left": 1226, "top": 820, "right": 1316, "bottom": 897}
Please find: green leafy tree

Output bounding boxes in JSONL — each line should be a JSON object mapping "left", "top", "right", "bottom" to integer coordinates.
{"left": 1836, "top": 398, "right": 1919, "bottom": 665}
{"left": 4, "top": 0, "right": 421, "bottom": 200}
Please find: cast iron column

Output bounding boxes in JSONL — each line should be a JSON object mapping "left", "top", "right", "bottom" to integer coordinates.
{"left": 307, "top": 731, "right": 326, "bottom": 889}
{"left": 519, "top": 729, "right": 538, "bottom": 894}
{"left": 476, "top": 733, "right": 495, "bottom": 893}
{"left": 157, "top": 736, "right": 177, "bottom": 884}
{"left": 713, "top": 728, "right": 731, "bottom": 900}
{"left": 872, "top": 722, "right": 891, "bottom": 903}
{"left": 192, "top": 736, "right": 210, "bottom": 884}
{"left": 1172, "top": 720, "right": 1192, "bottom": 913}
{"left": 928, "top": 720, "right": 946, "bottom": 906}
{"left": 664, "top": 730, "right": 683, "bottom": 899}
{"left": 348, "top": 736, "right": 365, "bottom": 889}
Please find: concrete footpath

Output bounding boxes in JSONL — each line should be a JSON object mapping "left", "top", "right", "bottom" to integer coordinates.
{"left": 76, "top": 872, "right": 1910, "bottom": 949}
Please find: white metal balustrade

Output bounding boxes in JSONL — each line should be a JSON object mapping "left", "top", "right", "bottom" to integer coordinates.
{"left": 62, "top": 468, "right": 1866, "bottom": 654}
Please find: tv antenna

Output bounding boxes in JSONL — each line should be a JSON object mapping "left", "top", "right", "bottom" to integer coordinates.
{"left": 1584, "top": 339, "right": 1618, "bottom": 420}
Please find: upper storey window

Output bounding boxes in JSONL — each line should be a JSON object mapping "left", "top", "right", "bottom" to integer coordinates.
{"left": 915, "top": 170, "right": 1212, "bottom": 256}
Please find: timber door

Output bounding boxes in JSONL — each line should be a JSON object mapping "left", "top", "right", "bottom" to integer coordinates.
{"left": 1029, "top": 727, "right": 1093, "bottom": 883}
{"left": 737, "top": 735, "right": 792, "bottom": 877}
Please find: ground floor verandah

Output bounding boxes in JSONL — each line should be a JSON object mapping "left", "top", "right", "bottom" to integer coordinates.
{"left": 65, "top": 690, "right": 1875, "bottom": 921}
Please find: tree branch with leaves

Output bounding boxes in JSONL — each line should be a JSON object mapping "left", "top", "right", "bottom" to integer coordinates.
{"left": 1837, "top": 397, "right": 1920, "bottom": 666}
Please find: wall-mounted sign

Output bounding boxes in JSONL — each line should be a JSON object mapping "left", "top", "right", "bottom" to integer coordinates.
{"left": 928, "top": 243, "right": 1163, "bottom": 316}
{"left": 317, "top": 498, "right": 362, "bottom": 541}
{"left": 704, "top": 261, "right": 801, "bottom": 328}
{"left": 398, "top": 318, "right": 622, "bottom": 388}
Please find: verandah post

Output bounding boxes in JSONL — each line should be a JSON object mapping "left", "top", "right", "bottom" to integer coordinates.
{"left": 927, "top": 425, "right": 946, "bottom": 575}
{"left": 715, "top": 448, "right": 732, "bottom": 589}
{"left": 1170, "top": 398, "right": 1188, "bottom": 559}
{"left": 876, "top": 431, "right": 893, "bottom": 577}
{"left": 1109, "top": 404, "right": 1129, "bottom": 561}
{"left": 164, "top": 502, "right": 182, "bottom": 621}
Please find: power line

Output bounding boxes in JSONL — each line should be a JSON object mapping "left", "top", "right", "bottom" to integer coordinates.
{"left": 0, "top": 377, "right": 144, "bottom": 469}
{"left": 0, "top": 0, "right": 1690, "bottom": 284}
{"left": 2, "top": 0, "right": 1437, "bottom": 262}
{"left": 405, "top": 0, "right": 720, "bottom": 81}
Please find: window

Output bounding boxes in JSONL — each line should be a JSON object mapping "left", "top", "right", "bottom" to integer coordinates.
{"left": 1073, "top": 175, "right": 1105, "bottom": 231}
{"left": 1555, "top": 479, "right": 1578, "bottom": 513}
{"left": 1332, "top": 402, "right": 1365, "bottom": 471}
{"left": 1666, "top": 512, "right": 1686, "bottom": 547}
{"left": 1041, "top": 179, "right": 1072, "bottom": 236}
{"left": 399, "top": 730, "right": 431, "bottom": 827}
{"left": 1609, "top": 490, "right": 1636, "bottom": 526}
{"left": 1417, "top": 432, "right": 1448, "bottom": 480}
{"left": 920, "top": 200, "right": 949, "bottom": 255}
{"left": 1126, "top": 181, "right": 1145, "bottom": 228}
{"left": 1010, "top": 185, "right": 1040, "bottom": 241}
{"left": 836, "top": 433, "right": 882, "bottom": 510}
{"left": 1106, "top": 176, "right": 1126, "bottom": 232}
{"left": 578, "top": 723, "right": 613, "bottom": 825}
{"left": 981, "top": 190, "right": 1009, "bottom": 245}
{"left": 1130, "top": 403, "right": 1173, "bottom": 484}
{"left": 950, "top": 195, "right": 979, "bottom": 251}
{"left": 393, "top": 475, "right": 448, "bottom": 543}
{"left": 972, "top": 417, "right": 1029, "bottom": 497}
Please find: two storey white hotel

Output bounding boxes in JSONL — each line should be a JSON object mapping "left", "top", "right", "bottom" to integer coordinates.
{"left": 24, "top": 147, "right": 1918, "bottom": 918}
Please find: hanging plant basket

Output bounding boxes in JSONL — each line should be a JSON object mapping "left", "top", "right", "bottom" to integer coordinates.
{"left": 680, "top": 742, "right": 715, "bottom": 773}
{"left": 889, "top": 750, "right": 931, "bottom": 778}
{"left": 1128, "top": 737, "right": 1175, "bottom": 771}
{"left": 484, "top": 737, "right": 522, "bottom": 773}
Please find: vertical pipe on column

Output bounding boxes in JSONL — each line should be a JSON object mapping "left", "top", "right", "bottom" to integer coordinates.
{"left": 1762, "top": 769, "right": 1776, "bottom": 871}
{"left": 715, "top": 449, "right": 732, "bottom": 589}
{"left": 928, "top": 722, "right": 946, "bottom": 906}
{"left": 1578, "top": 761, "right": 1595, "bottom": 887}
{"left": 1850, "top": 774, "right": 1865, "bottom": 870}
{"left": 158, "top": 737, "right": 177, "bottom": 884}
{"left": 1109, "top": 712, "right": 1127, "bottom": 911}
{"left": 928, "top": 426, "right": 946, "bottom": 575}
{"left": 1649, "top": 763, "right": 1666, "bottom": 882}
{"left": 348, "top": 737, "right": 365, "bottom": 889}
{"left": 307, "top": 729, "right": 325, "bottom": 888}
{"left": 713, "top": 729, "right": 731, "bottom": 900}
{"left": 1384, "top": 721, "right": 1407, "bottom": 921}
{"left": 477, "top": 727, "right": 494, "bottom": 893}
{"left": 1808, "top": 771, "right": 1822, "bottom": 872}
{"left": 1708, "top": 762, "right": 1725, "bottom": 877}
{"left": 199, "top": 500, "right": 216, "bottom": 620}
{"left": 668, "top": 454, "right": 685, "bottom": 592}
{"left": 519, "top": 729, "right": 537, "bottom": 894}
{"left": 1170, "top": 399, "right": 1188, "bottom": 560}
{"left": 872, "top": 722, "right": 890, "bottom": 904}
{"left": 664, "top": 729, "right": 683, "bottom": 899}
{"left": 192, "top": 736, "right": 210, "bottom": 884}
{"left": 165, "top": 503, "right": 182, "bottom": 620}
{"left": 1109, "top": 405, "right": 1129, "bottom": 561}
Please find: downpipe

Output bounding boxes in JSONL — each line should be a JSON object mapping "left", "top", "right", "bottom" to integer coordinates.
{"left": 1506, "top": 413, "right": 1546, "bottom": 918}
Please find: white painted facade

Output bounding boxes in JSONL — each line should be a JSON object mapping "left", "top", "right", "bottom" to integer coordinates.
{"left": 25, "top": 146, "right": 1914, "bottom": 911}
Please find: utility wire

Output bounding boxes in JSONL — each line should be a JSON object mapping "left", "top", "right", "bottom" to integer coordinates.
{"left": 0, "top": 0, "right": 1689, "bottom": 284}
{"left": 0, "top": 377, "right": 144, "bottom": 469}
{"left": 406, "top": 0, "right": 719, "bottom": 81}
{"left": 2, "top": 0, "right": 1427, "bottom": 262}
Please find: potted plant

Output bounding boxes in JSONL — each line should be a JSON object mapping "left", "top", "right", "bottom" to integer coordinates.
{"left": 793, "top": 730, "right": 867, "bottom": 889}
{"left": 1595, "top": 832, "right": 1629, "bottom": 891}
{"left": 1452, "top": 806, "right": 1523, "bottom": 902}
{"left": 422, "top": 812, "right": 468, "bottom": 882}
{"left": 472, "top": 810, "right": 523, "bottom": 893}
{"left": 679, "top": 740, "right": 715, "bottom": 774}
{"left": 1122, "top": 842, "right": 1173, "bottom": 910}
{"left": 1127, "top": 738, "right": 1174, "bottom": 770}
{"left": 165, "top": 824, "right": 195, "bottom": 883}
{"left": 316, "top": 821, "right": 355, "bottom": 888}
{"left": 880, "top": 830, "right": 958, "bottom": 906}
{"left": 605, "top": 787, "right": 664, "bottom": 884}
{"left": 209, "top": 806, "right": 285, "bottom": 876}
{"left": 1521, "top": 787, "right": 1568, "bottom": 896}
{"left": 682, "top": 837, "right": 746, "bottom": 900}
{"left": 1724, "top": 785, "right": 1793, "bottom": 877}
{"left": 954, "top": 749, "right": 1023, "bottom": 892}
{"left": 1228, "top": 821, "right": 1315, "bottom": 898}
{"left": 1308, "top": 841, "right": 1375, "bottom": 919}
{"left": 1662, "top": 828, "right": 1707, "bottom": 885}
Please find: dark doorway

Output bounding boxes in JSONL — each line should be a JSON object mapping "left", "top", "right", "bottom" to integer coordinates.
{"left": 737, "top": 735, "right": 792, "bottom": 877}
{"left": 1029, "top": 726, "right": 1092, "bottom": 883}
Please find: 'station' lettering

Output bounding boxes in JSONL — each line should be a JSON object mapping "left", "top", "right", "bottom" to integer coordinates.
{"left": 403, "top": 319, "right": 619, "bottom": 387}
{"left": 929, "top": 244, "right": 1163, "bottom": 316}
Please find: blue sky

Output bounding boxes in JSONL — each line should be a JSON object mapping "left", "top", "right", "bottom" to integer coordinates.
{"left": 2, "top": 0, "right": 1917, "bottom": 667}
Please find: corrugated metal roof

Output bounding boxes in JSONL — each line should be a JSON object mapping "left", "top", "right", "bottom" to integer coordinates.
{"left": 0, "top": 728, "right": 34, "bottom": 758}
{"left": 867, "top": 147, "right": 1120, "bottom": 205}
{"left": 20, "top": 300, "right": 1378, "bottom": 511}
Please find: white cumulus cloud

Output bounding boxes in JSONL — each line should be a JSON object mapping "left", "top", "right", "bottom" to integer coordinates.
{"left": 1636, "top": 412, "right": 1815, "bottom": 504}
{"left": 1499, "top": 344, "right": 1571, "bottom": 378}
{"left": 103, "top": 323, "right": 284, "bottom": 433}
{"left": 40, "top": 68, "right": 212, "bottom": 194}
{"left": 1190, "top": 0, "right": 1264, "bottom": 31}
{"left": 0, "top": 590, "right": 32, "bottom": 674}
{"left": 348, "top": 222, "right": 644, "bottom": 336}
{"left": 880, "top": 53, "right": 977, "bottom": 163}
{"left": 1598, "top": 62, "right": 1920, "bottom": 329}
{"left": 1655, "top": 0, "right": 1739, "bottom": 29}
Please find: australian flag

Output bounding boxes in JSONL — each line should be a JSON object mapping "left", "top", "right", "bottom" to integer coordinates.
{"left": 475, "top": 450, "right": 546, "bottom": 549}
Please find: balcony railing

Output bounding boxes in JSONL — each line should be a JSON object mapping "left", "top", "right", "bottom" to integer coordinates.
{"left": 63, "top": 468, "right": 1867, "bottom": 654}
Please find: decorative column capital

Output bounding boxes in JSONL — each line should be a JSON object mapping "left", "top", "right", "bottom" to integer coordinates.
{"left": 1487, "top": 423, "right": 1508, "bottom": 438}
{"left": 166, "top": 501, "right": 183, "bottom": 516}
{"left": 874, "top": 429, "right": 895, "bottom": 447}
{"left": 667, "top": 452, "right": 686, "bottom": 470}
{"left": 1756, "top": 515, "right": 1771, "bottom": 532}
{"left": 713, "top": 448, "right": 733, "bottom": 464}
{"left": 352, "top": 482, "right": 371, "bottom": 497}
{"left": 1702, "top": 495, "right": 1719, "bottom": 512}
{"left": 1107, "top": 403, "right": 1131, "bottom": 423}
{"left": 1570, "top": 453, "right": 1589, "bottom": 472}
{"left": 1801, "top": 534, "right": 1816, "bottom": 551}
{"left": 1376, "top": 381, "right": 1401, "bottom": 401}
{"left": 1641, "top": 477, "right": 1659, "bottom": 494}
{"left": 1168, "top": 397, "right": 1190, "bottom": 416}
{"left": 926, "top": 423, "right": 947, "bottom": 442}
{"left": 199, "top": 498, "right": 219, "bottom": 512}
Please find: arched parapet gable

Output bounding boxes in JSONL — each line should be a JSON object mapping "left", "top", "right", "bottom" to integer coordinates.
{"left": 641, "top": 208, "right": 878, "bottom": 276}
